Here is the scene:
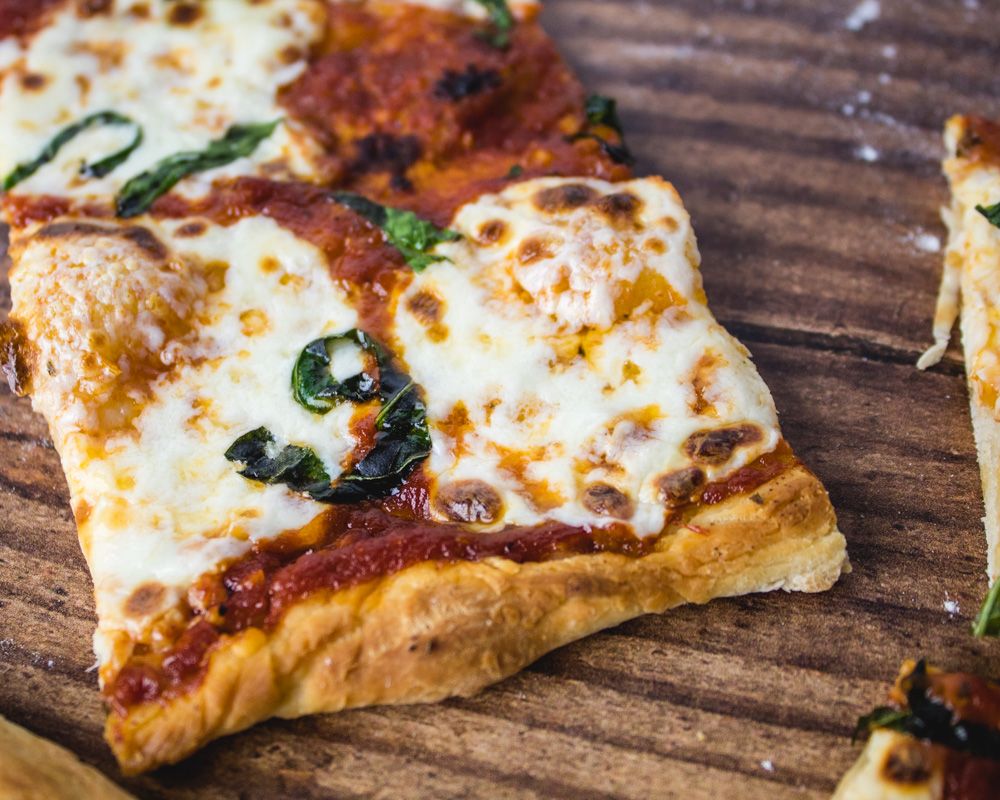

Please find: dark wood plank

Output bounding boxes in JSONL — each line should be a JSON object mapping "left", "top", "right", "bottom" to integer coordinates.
{"left": 3, "top": 1, "right": 1000, "bottom": 798}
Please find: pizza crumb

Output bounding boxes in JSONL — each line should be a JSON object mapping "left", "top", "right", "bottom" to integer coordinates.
{"left": 760, "top": 759, "right": 775, "bottom": 773}
{"left": 906, "top": 231, "right": 941, "bottom": 253}
{"left": 845, "top": 0, "right": 881, "bottom": 31}
{"left": 943, "top": 596, "right": 960, "bottom": 616}
{"left": 695, "top": 730, "right": 707, "bottom": 743}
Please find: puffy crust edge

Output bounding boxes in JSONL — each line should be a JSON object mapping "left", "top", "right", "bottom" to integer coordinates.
{"left": 0, "top": 715, "right": 134, "bottom": 800}
{"left": 106, "top": 464, "right": 847, "bottom": 774}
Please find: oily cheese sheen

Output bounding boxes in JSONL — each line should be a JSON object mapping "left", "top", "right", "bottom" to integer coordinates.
{"left": 0, "top": 0, "right": 326, "bottom": 202}
{"left": 398, "top": 177, "right": 781, "bottom": 536}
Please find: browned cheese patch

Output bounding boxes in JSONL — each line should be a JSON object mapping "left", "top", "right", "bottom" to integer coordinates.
{"left": 685, "top": 424, "right": 763, "bottom": 466}
{"left": 434, "top": 479, "right": 503, "bottom": 524}
{"left": 656, "top": 466, "right": 706, "bottom": 508}
{"left": 581, "top": 482, "right": 634, "bottom": 520}
{"left": 533, "top": 183, "right": 598, "bottom": 214}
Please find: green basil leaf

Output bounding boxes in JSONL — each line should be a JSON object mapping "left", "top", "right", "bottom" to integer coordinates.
{"left": 231, "top": 331, "right": 433, "bottom": 503}
{"left": 224, "top": 426, "right": 333, "bottom": 497}
{"left": 852, "top": 706, "right": 911, "bottom": 744}
{"left": 584, "top": 94, "right": 624, "bottom": 137}
{"left": 292, "top": 330, "right": 381, "bottom": 414}
{"left": 567, "top": 93, "right": 635, "bottom": 166}
{"left": 331, "top": 191, "right": 461, "bottom": 272}
{"left": 472, "top": 0, "right": 515, "bottom": 48}
{"left": 116, "top": 119, "right": 280, "bottom": 218}
{"left": 977, "top": 202, "right": 1000, "bottom": 230}
{"left": 973, "top": 578, "right": 1000, "bottom": 637}
{"left": 2, "top": 110, "right": 143, "bottom": 191}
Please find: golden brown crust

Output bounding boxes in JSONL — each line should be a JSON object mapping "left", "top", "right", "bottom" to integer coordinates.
{"left": 0, "top": 715, "right": 134, "bottom": 800}
{"left": 106, "top": 464, "right": 847, "bottom": 774}
{"left": 832, "top": 730, "right": 941, "bottom": 800}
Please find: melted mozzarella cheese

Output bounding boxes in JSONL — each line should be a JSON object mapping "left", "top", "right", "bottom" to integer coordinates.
{"left": 0, "top": 0, "right": 325, "bottom": 204}
{"left": 10, "top": 215, "right": 358, "bottom": 664}
{"left": 397, "top": 177, "right": 781, "bottom": 537}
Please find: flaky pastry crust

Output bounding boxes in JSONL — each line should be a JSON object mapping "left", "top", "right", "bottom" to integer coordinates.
{"left": 106, "top": 464, "right": 847, "bottom": 774}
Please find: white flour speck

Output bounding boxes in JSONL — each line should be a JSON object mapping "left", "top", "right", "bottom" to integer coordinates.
{"left": 855, "top": 144, "right": 880, "bottom": 162}
{"left": 881, "top": 44, "right": 898, "bottom": 58}
{"left": 842, "top": 103, "right": 856, "bottom": 116}
{"left": 761, "top": 760, "right": 775, "bottom": 773}
{"left": 914, "top": 233, "right": 941, "bottom": 253}
{"left": 845, "top": 0, "right": 881, "bottom": 31}
{"left": 944, "top": 599, "right": 960, "bottom": 616}
{"left": 878, "top": 72, "right": 891, "bottom": 85}
{"left": 857, "top": 89, "right": 872, "bottom": 104}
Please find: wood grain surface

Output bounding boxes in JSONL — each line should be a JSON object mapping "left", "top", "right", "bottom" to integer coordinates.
{"left": 3, "top": 1, "right": 1000, "bottom": 797}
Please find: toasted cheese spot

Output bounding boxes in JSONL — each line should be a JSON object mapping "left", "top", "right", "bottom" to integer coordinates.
{"left": 881, "top": 739, "right": 933, "bottom": 785}
{"left": 20, "top": 73, "right": 48, "bottom": 91}
{"left": 434, "top": 479, "right": 503, "bottom": 524}
{"left": 533, "top": 183, "right": 598, "bottom": 213}
{"left": 406, "top": 289, "right": 448, "bottom": 341}
{"left": 175, "top": 221, "right": 207, "bottom": 238}
{"left": 167, "top": 2, "right": 203, "bottom": 25}
{"left": 259, "top": 255, "right": 281, "bottom": 274}
{"left": 661, "top": 216, "right": 679, "bottom": 233}
{"left": 656, "top": 466, "right": 706, "bottom": 507}
{"left": 594, "top": 192, "right": 642, "bottom": 227}
{"left": 689, "top": 351, "right": 721, "bottom": 417}
{"left": 239, "top": 309, "right": 270, "bottom": 337}
{"left": 518, "top": 235, "right": 561, "bottom": 265}
{"left": 124, "top": 582, "right": 166, "bottom": 618}
{"left": 73, "top": 499, "right": 93, "bottom": 526}
{"left": 685, "top": 424, "right": 763, "bottom": 465}
{"left": 128, "top": 3, "right": 151, "bottom": 18}
{"left": 621, "top": 360, "right": 641, "bottom": 384}
{"left": 477, "top": 219, "right": 508, "bottom": 246}
{"left": 581, "top": 482, "right": 634, "bottom": 520}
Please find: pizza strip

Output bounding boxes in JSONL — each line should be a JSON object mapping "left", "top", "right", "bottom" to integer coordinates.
{"left": 920, "top": 115, "right": 1000, "bottom": 614}
{"left": 834, "top": 660, "right": 1000, "bottom": 800}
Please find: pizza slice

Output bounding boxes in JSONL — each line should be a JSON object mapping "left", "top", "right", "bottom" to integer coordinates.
{"left": 919, "top": 115, "right": 1000, "bottom": 633}
{"left": 835, "top": 660, "right": 1000, "bottom": 800}
{"left": 0, "top": 0, "right": 848, "bottom": 774}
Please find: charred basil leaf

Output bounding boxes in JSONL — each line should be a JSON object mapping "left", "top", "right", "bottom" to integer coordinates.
{"left": 472, "top": 0, "right": 515, "bottom": 48}
{"left": 225, "top": 427, "right": 333, "bottom": 498}
{"left": 292, "top": 329, "right": 381, "bottom": 414}
{"left": 2, "top": 110, "right": 143, "bottom": 191}
{"left": 977, "top": 202, "right": 1000, "bottom": 230}
{"left": 852, "top": 661, "right": 1000, "bottom": 761}
{"left": 567, "top": 93, "right": 635, "bottom": 166}
{"left": 116, "top": 119, "right": 280, "bottom": 218}
{"left": 331, "top": 191, "right": 461, "bottom": 272}
{"left": 973, "top": 578, "right": 1000, "bottom": 637}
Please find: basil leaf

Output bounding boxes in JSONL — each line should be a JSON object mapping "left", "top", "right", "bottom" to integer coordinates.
{"left": 2, "top": 110, "right": 143, "bottom": 191}
{"left": 225, "top": 427, "right": 333, "bottom": 498}
{"left": 568, "top": 131, "right": 636, "bottom": 167}
{"left": 977, "top": 202, "right": 1000, "bottom": 230}
{"left": 472, "top": 0, "right": 515, "bottom": 48}
{"left": 852, "top": 661, "right": 1000, "bottom": 762}
{"left": 973, "top": 578, "right": 1000, "bottom": 637}
{"left": 116, "top": 119, "right": 280, "bottom": 218}
{"left": 852, "top": 706, "right": 911, "bottom": 744}
{"left": 331, "top": 191, "right": 461, "bottom": 272}
{"left": 584, "top": 94, "right": 625, "bottom": 137}
{"left": 292, "top": 329, "right": 381, "bottom": 414}
{"left": 567, "top": 93, "right": 635, "bottom": 166}
{"left": 231, "top": 331, "right": 432, "bottom": 503}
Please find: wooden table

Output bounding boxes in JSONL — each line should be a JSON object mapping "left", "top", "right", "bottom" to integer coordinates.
{"left": 3, "top": 1, "right": 1000, "bottom": 797}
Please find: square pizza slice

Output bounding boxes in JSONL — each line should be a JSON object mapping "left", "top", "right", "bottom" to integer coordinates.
{"left": 0, "top": 0, "right": 848, "bottom": 773}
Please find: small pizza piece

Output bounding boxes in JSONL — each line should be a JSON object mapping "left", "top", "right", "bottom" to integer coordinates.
{"left": 919, "top": 115, "right": 1000, "bottom": 622}
{"left": 0, "top": 715, "right": 134, "bottom": 800}
{"left": 834, "top": 660, "right": 1000, "bottom": 800}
